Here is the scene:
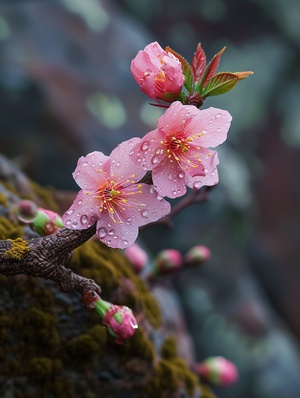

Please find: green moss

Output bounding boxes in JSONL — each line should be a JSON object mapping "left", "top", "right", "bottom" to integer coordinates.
{"left": 0, "top": 216, "right": 24, "bottom": 240}
{"left": 3, "top": 238, "right": 30, "bottom": 260}
{"left": 119, "top": 327, "right": 155, "bottom": 362}
{"left": 160, "top": 334, "right": 178, "bottom": 360}
{"left": 0, "top": 192, "right": 8, "bottom": 206}
{"left": 28, "top": 181, "right": 60, "bottom": 213}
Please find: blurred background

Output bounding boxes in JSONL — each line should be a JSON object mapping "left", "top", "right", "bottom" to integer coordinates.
{"left": 1, "top": 0, "right": 300, "bottom": 397}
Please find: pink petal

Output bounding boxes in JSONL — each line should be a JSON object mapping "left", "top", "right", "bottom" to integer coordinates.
{"left": 129, "top": 129, "right": 166, "bottom": 171}
{"left": 187, "top": 107, "right": 232, "bottom": 148}
{"left": 186, "top": 149, "right": 220, "bottom": 189}
{"left": 109, "top": 138, "right": 146, "bottom": 183}
{"left": 62, "top": 190, "right": 100, "bottom": 230}
{"left": 73, "top": 151, "right": 109, "bottom": 190}
{"left": 152, "top": 159, "right": 187, "bottom": 198}
{"left": 122, "top": 183, "right": 171, "bottom": 225}
{"left": 96, "top": 212, "right": 139, "bottom": 249}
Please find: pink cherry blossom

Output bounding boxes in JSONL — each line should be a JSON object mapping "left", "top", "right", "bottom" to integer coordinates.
{"left": 130, "top": 41, "right": 185, "bottom": 102}
{"left": 62, "top": 138, "right": 171, "bottom": 249}
{"left": 129, "top": 101, "right": 232, "bottom": 198}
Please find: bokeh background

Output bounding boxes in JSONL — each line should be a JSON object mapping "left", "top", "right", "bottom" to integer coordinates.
{"left": 1, "top": 0, "right": 300, "bottom": 397}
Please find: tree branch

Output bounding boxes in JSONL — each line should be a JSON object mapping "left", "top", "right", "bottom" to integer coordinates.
{"left": 0, "top": 225, "right": 100, "bottom": 294}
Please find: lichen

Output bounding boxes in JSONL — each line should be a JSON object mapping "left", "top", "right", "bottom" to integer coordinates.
{"left": 3, "top": 237, "right": 30, "bottom": 260}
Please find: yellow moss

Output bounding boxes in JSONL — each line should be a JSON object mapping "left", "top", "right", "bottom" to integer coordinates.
{"left": 3, "top": 238, "right": 29, "bottom": 260}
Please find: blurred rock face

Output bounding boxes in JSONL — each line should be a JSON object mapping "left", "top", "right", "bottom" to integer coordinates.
{"left": 0, "top": 0, "right": 156, "bottom": 189}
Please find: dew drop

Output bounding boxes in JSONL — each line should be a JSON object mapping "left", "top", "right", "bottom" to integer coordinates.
{"left": 72, "top": 220, "right": 78, "bottom": 226}
{"left": 157, "top": 194, "right": 163, "bottom": 201}
{"left": 178, "top": 171, "right": 185, "bottom": 179}
{"left": 129, "top": 150, "right": 134, "bottom": 155}
{"left": 141, "top": 210, "right": 148, "bottom": 218}
{"left": 168, "top": 173, "right": 173, "bottom": 180}
{"left": 108, "top": 229, "right": 114, "bottom": 236}
{"left": 65, "top": 220, "right": 72, "bottom": 226}
{"left": 81, "top": 161, "right": 89, "bottom": 166}
{"left": 77, "top": 200, "right": 82, "bottom": 205}
{"left": 193, "top": 181, "right": 202, "bottom": 189}
{"left": 80, "top": 215, "right": 88, "bottom": 224}
{"left": 123, "top": 240, "right": 128, "bottom": 246}
{"left": 116, "top": 162, "right": 120, "bottom": 167}
{"left": 98, "top": 227, "right": 107, "bottom": 238}
{"left": 216, "top": 113, "right": 222, "bottom": 118}
{"left": 141, "top": 141, "right": 150, "bottom": 151}
{"left": 151, "top": 156, "right": 159, "bottom": 165}
{"left": 65, "top": 209, "right": 73, "bottom": 215}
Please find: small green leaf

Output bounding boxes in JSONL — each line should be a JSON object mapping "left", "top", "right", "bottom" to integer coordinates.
{"left": 165, "top": 46, "right": 193, "bottom": 93}
{"left": 201, "top": 72, "right": 238, "bottom": 97}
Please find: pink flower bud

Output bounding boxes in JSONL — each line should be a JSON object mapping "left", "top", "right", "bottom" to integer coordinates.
{"left": 150, "top": 249, "right": 183, "bottom": 279}
{"left": 33, "top": 208, "right": 63, "bottom": 235}
{"left": 82, "top": 290, "right": 138, "bottom": 345}
{"left": 17, "top": 200, "right": 38, "bottom": 222}
{"left": 124, "top": 243, "right": 148, "bottom": 273}
{"left": 102, "top": 304, "right": 138, "bottom": 345}
{"left": 195, "top": 356, "right": 238, "bottom": 387}
{"left": 131, "top": 41, "right": 185, "bottom": 102}
{"left": 184, "top": 245, "right": 211, "bottom": 265}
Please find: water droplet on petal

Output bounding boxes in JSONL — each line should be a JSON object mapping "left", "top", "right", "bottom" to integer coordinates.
{"left": 216, "top": 113, "right": 222, "bottom": 118}
{"left": 65, "top": 209, "right": 73, "bottom": 215}
{"left": 108, "top": 229, "right": 114, "bottom": 236}
{"left": 65, "top": 219, "right": 72, "bottom": 226}
{"left": 77, "top": 200, "right": 82, "bottom": 205}
{"left": 193, "top": 181, "right": 202, "bottom": 189}
{"left": 141, "top": 210, "right": 148, "bottom": 218}
{"left": 151, "top": 156, "right": 159, "bottom": 165}
{"left": 72, "top": 220, "right": 78, "bottom": 227}
{"left": 178, "top": 171, "right": 185, "bottom": 179}
{"left": 141, "top": 141, "right": 150, "bottom": 151}
{"left": 168, "top": 173, "right": 173, "bottom": 180}
{"left": 157, "top": 195, "right": 163, "bottom": 201}
{"left": 98, "top": 227, "right": 107, "bottom": 238}
{"left": 80, "top": 215, "right": 88, "bottom": 224}
{"left": 81, "top": 161, "right": 89, "bottom": 166}
{"left": 123, "top": 240, "right": 128, "bottom": 246}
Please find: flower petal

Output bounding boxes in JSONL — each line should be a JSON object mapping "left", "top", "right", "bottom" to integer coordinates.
{"left": 129, "top": 129, "right": 166, "bottom": 172}
{"left": 187, "top": 107, "right": 232, "bottom": 148}
{"left": 109, "top": 138, "right": 146, "bottom": 184}
{"left": 152, "top": 159, "right": 187, "bottom": 198}
{"left": 186, "top": 149, "right": 220, "bottom": 189}
{"left": 96, "top": 213, "right": 139, "bottom": 249}
{"left": 73, "top": 151, "right": 109, "bottom": 190}
{"left": 62, "top": 190, "right": 100, "bottom": 230}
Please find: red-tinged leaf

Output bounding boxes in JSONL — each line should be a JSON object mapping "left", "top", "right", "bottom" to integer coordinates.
{"left": 200, "top": 46, "right": 226, "bottom": 89}
{"left": 201, "top": 72, "right": 238, "bottom": 98}
{"left": 192, "top": 43, "right": 207, "bottom": 84}
{"left": 166, "top": 46, "right": 193, "bottom": 92}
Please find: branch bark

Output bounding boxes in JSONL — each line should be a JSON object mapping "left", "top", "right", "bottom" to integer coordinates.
{"left": 0, "top": 225, "right": 100, "bottom": 294}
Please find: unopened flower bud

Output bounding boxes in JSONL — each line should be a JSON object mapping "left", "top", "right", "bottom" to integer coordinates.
{"left": 149, "top": 249, "right": 183, "bottom": 279}
{"left": 32, "top": 208, "right": 63, "bottom": 236}
{"left": 195, "top": 356, "right": 238, "bottom": 387}
{"left": 124, "top": 243, "right": 148, "bottom": 273}
{"left": 17, "top": 200, "right": 38, "bottom": 222}
{"left": 82, "top": 290, "right": 138, "bottom": 345}
{"left": 184, "top": 245, "right": 211, "bottom": 265}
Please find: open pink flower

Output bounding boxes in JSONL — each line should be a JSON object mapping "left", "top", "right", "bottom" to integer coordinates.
{"left": 129, "top": 101, "right": 232, "bottom": 198}
{"left": 62, "top": 138, "right": 170, "bottom": 249}
{"left": 131, "top": 41, "right": 185, "bottom": 102}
